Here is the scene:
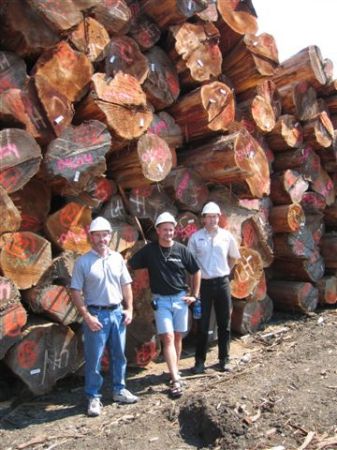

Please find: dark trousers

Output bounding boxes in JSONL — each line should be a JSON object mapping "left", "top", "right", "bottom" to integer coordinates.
{"left": 195, "top": 276, "right": 232, "bottom": 363}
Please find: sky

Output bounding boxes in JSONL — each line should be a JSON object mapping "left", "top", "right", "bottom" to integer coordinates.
{"left": 253, "top": 0, "right": 337, "bottom": 78}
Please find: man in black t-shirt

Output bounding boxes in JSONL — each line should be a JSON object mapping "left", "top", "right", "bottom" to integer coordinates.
{"left": 129, "top": 212, "right": 200, "bottom": 398}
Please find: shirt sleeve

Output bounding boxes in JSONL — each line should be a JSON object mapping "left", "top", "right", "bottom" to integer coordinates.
{"left": 120, "top": 258, "right": 132, "bottom": 285}
{"left": 183, "top": 245, "right": 200, "bottom": 274}
{"left": 70, "top": 258, "right": 85, "bottom": 291}
{"left": 229, "top": 234, "right": 241, "bottom": 259}
{"left": 128, "top": 245, "right": 147, "bottom": 270}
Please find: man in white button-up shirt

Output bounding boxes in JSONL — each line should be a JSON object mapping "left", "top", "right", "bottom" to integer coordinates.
{"left": 188, "top": 202, "right": 241, "bottom": 373}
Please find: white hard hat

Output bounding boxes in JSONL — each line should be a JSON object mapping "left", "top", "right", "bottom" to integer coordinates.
{"left": 155, "top": 212, "right": 177, "bottom": 227}
{"left": 202, "top": 202, "right": 221, "bottom": 215}
{"left": 89, "top": 216, "right": 112, "bottom": 233}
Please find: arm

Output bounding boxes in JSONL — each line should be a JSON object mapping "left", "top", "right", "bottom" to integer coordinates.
{"left": 70, "top": 288, "right": 103, "bottom": 332}
{"left": 121, "top": 283, "right": 133, "bottom": 325}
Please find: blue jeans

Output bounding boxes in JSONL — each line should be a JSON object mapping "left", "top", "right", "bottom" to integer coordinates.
{"left": 83, "top": 306, "right": 126, "bottom": 398}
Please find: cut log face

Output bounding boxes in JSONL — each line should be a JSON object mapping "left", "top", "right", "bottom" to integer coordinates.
{"left": 44, "top": 121, "right": 111, "bottom": 194}
{"left": 0, "top": 276, "right": 27, "bottom": 359}
{"left": 267, "top": 280, "right": 318, "bottom": 313}
{"left": 32, "top": 75, "right": 74, "bottom": 137}
{"left": 238, "top": 80, "right": 281, "bottom": 134}
{"left": 24, "top": 285, "right": 81, "bottom": 326}
{"left": 0, "top": 185, "right": 21, "bottom": 235}
{"left": 38, "top": 251, "right": 77, "bottom": 288}
{"left": 0, "top": 86, "right": 56, "bottom": 146}
{"left": 0, "top": 0, "right": 60, "bottom": 58}
{"left": 164, "top": 167, "right": 209, "bottom": 212}
{"left": 0, "top": 51, "right": 28, "bottom": 93}
{"left": 45, "top": 202, "right": 92, "bottom": 254}
{"left": 0, "top": 303, "right": 28, "bottom": 359}
{"left": 301, "top": 191, "right": 326, "bottom": 214}
{"left": 241, "top": 217, "right": 274, "bottom": 268}
{"left": 9, "top": 179, "right": 51, "bottom": 233}
{"left": 26, "top": 0, "right": 83, "bottom": 32}
{"left": 0, "top": 232, "right": 52, "bottom": 290}
{"left": 0, "top": 128, "right": 42, "bottom": 194}
{"left": 222, "top": 33, "right": 278, "bottom": 95}
{"left": 269, "top": 204, "right": 305, "bottom": 233}
{"left": 92, "top": 0, "right": 131, "bottom": 35}
{"left": 231, "top": 247, "right": 264, "bottom": 299}
{"left": 143, "top": 46, "right": 180, "bottom": 110}
{"left": 168, "top": 21, "right": 222, "bottom": 87}
{"left": 74, "top": 176, "right": 116, "bottom": 209}
{"left": 105, "top": 36, "right": 149, "bottom": 84}
{"left": 270, "top": 170, "right": 309, "bottom": 206}
{"left": 317, "top": 276, "right": 337, "bottom": 305}
{"left": 169, "top": 80, "right": 235, "bottom": 142}
{"left": 139, "top": 0, "right": 209, "bottom": 28}
{"left": 110, "top": 221, "right": 139, "bottom": 253}
{"left": 311, "top": 167, "right": 335, "bottom": 206}
{"left": 265, "top": 114, "right": 303, "bottom": 151}
{"left": 32, "top": 40, "right": 93, "bottom": 103}
{"left": 69, "top": 17, "right": 110, "bottom": 63}
{"left": 102, "top": 194, "right": 128, "bottom": 222}
{"left": 302, "top": 111, "right": 334, "bottom": 151}
{"left": 4, "top": 320, "right": 80, "bottom": 395}
{"left": 147, "top": 111, "right": 183, "bottom": 147}
{"left": 137, "top": 133, "right": 173, "bottom": 183}
{"left": 128, "top": 185, "right": 177, "bottom": 223}
{"left": 272, "top": 146, "right": 321, "bottom": 183}
{"left": 231, "top": 295, "right": 273, "bottom": 335}
{"left": 278, "top": 81, "right": 319, "bottom": 121}
{"left": 128, "top": 12, "right": 161, "bottom": 50}
{"left": 216, "top": 0, "right": 257, "bottom": 56}
{"left": 175, "top": 211, "right": 201, "bottom": 245}
{"left": 75, "top": 72, "right": 153, "bottom": 149}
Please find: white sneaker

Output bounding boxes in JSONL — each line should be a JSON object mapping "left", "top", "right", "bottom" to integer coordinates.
{"left": 113, "top": 388, "right": 138, "bottom": 404}
{"left": 87, "top": 397, "right": 102, "bottom": 416}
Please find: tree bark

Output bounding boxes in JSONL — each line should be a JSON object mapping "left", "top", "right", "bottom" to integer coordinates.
{"left": 272, "top": 226, "right": 316, "bottom": 260}
{"left": 92, "top": 0, "right": 131, "bottom": 35}
{"left": 265, "top": 114, "right": 303, "bottom": 151}
{"left": 271, "top": 249, "right": 324, "bottom": 283}
{"left": 179, "top": 129, "right": 270, "bottom": 198}
{"left": 267, "top": 280, "right": 318, "bottom": 313}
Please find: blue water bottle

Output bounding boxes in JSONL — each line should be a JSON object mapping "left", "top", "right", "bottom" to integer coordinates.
{"left": 193, "top": 297, "right": 202, "bottom": 320}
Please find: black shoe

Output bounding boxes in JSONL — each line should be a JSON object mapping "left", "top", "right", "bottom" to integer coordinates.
{"left": 192, "top": 361, "right": 205, "bottom": 374}
{"left": 219, "top": 358, "right": 231, "bottom": 372}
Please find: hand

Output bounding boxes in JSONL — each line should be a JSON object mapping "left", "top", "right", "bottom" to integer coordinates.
{"left": 183, "top": 295, "right": 196, "bottom": 306}
{"left": 123, "top": 308, "right": 133, "bottom": 326}
{"left": 84, "top": 313, "right": 103, "bottom": 332}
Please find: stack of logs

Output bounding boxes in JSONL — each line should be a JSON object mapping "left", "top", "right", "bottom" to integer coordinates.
{"left": 0, "top": 0, "right": 337, "bottom": 395}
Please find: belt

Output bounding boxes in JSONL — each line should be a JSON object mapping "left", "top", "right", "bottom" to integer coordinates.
{"left": 202, "top": 276, "right": 229, "bottom": 283}
{"left": 88, "top": 304, "right": 120, "bottom": 310}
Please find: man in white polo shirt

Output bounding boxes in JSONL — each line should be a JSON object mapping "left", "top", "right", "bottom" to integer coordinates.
{"left": 71, "top": 216, "right": 138, "bottom": 417}
{"left": 188, "top": 202, "right": 241, "bottom": 374}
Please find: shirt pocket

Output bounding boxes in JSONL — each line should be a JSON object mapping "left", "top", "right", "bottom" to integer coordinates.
{"left": 195, "top": 240, "right": 208, "bottom": 257}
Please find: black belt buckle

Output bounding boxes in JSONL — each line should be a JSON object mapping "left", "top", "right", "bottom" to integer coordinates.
{"left": 89, "top": 304, "right": 119, "bottom": 311}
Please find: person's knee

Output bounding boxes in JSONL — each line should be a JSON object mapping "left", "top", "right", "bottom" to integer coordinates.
{"left": 160, "top": 332, "right": 174, "bottom": 347}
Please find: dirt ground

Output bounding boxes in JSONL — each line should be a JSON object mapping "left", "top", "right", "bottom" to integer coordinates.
{"left": 1, "top": 308, "right": 337, "bottom": 450}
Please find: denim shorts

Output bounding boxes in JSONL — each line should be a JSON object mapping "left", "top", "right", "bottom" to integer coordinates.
{"left": 152, "top": 291, "right": 188, "bottom": 334}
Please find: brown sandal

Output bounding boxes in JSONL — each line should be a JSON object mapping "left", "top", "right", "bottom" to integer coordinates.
{"left": 169, "top": 380, "right": 183, "bottom": 398}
